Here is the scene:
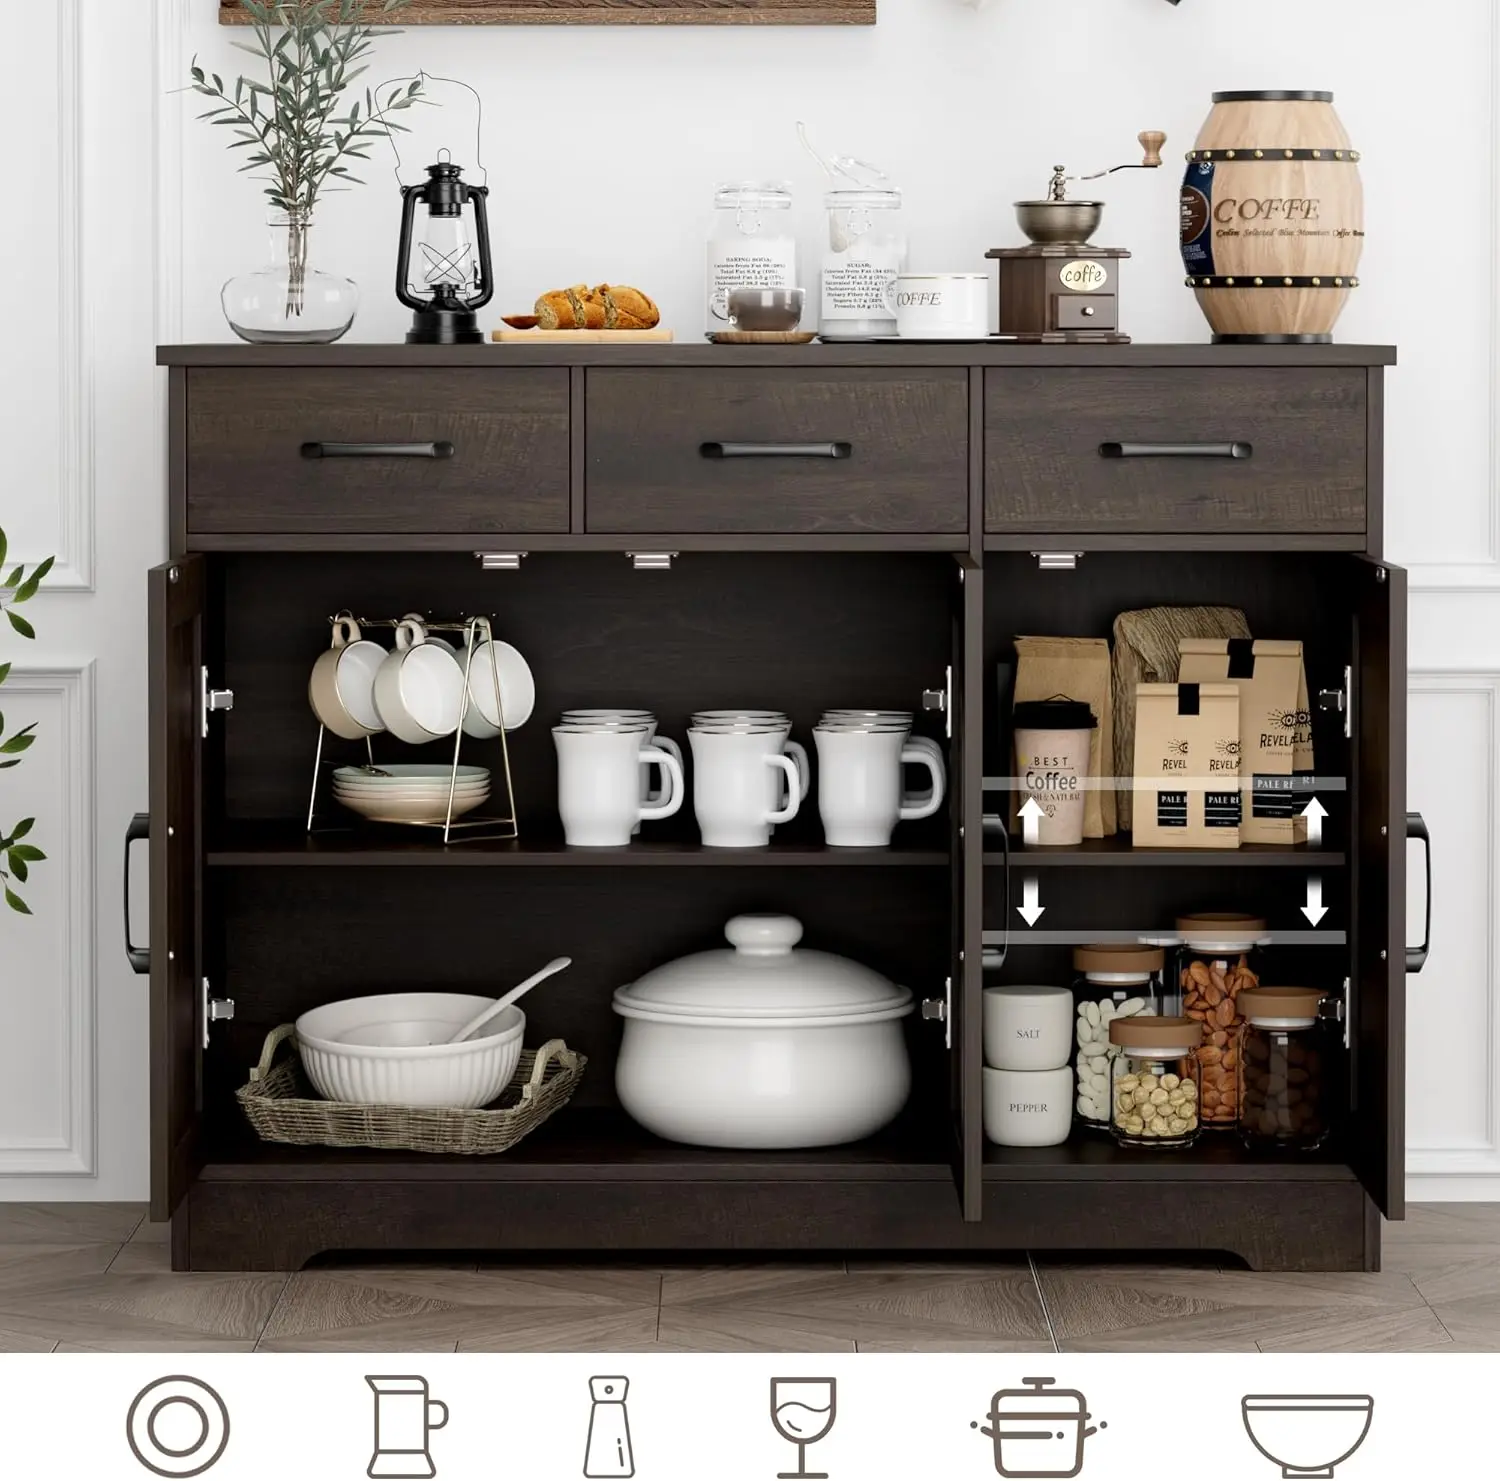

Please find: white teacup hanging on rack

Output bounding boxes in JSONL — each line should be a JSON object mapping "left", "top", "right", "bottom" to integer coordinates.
{"left": 373, "top": 615, "right": 468, "bottom": 744}
{"left": 308, "top": 612, "right": 386, "bottom": 740}
{"left": 460, "top": 635, "right": 536, "bottom": 737}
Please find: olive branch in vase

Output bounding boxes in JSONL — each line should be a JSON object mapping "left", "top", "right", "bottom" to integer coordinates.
{"left": 0, "top": 528, "right": 51, "bottom": 915}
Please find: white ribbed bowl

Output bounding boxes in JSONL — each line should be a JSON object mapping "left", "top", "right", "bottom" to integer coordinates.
{"left": 295, "top": 993, "right": 524, "bottom": 1108}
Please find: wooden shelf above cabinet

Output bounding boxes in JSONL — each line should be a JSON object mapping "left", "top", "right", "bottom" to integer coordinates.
{"left": 207, "top": 822, "right": 950, "bottom": 868}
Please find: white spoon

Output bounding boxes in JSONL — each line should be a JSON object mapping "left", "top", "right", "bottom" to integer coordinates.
{"left": 444, "top": 956, "right": 572, "bottom": 1045}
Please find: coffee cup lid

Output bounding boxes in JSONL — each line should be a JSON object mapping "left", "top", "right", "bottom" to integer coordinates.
{"left": 1013, "top": 698, "right": 1097, "bottom": 730}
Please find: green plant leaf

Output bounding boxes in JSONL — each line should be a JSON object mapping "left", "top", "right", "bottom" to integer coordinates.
{"left": 3, "top": 565, "right": 20, "bottom": 588}
{"left": 0, "top": 663, "right": 11, "bottom": 687}
{"left": 7, "top": 611, "right": 34, "bottom": 641}
{"left": 0, "top": 726, "right": 36, "bottom": 755}
{"left": 8, "top": 855, "right": 26, "bottom": 884}
{"left": 11, "top": 845, "right": 44, "bottom": 863}
{"left": 13, "top": 555, "right": 52, "bottom": 603}
{"left": 11, "top": 818, "right": 32, "bottom": 840}
{"left": 5, "top": 887, "right": 30, "bottom": 916}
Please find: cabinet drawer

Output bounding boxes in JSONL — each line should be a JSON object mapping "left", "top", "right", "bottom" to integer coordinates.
{"left": 985, "top": 368, "right": 1366, "bottom": 533}
{"left": 586, "top": 369, "right": 968, "bottom": 534}
{"left": 186, "top": 369, "right": 570, "bottom": 534}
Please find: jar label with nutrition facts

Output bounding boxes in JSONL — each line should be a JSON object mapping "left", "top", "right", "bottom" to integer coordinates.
{"left": 707, "top": 241, "right": 797, "bottom": 325}
{"left": 821, "top": 255, "right": 899, "bottom": 322}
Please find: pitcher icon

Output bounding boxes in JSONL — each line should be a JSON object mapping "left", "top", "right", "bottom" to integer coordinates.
{"left": 366, "top": 1375, "right": 449, "bottom": 1479}
{"left": 583, "top": 1376, "right": 634, "bottom": 1479}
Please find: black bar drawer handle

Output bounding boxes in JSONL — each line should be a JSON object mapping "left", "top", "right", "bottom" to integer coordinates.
{"left": 1407, "top": 811, "right": 1431, "bottom": 974}
{"left": 301, "top": 441, "right": 454, "bottom": 460}
{"left": 700, "top": 441, "right": 852, "bottom": 460}
{"left": 1099, "top": 441, "right": 1253, "bottom": 460}
{"left": 124, "top": 812, "right": 149, "bottom": 976}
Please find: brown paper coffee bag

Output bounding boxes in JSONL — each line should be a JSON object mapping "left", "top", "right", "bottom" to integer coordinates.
{"left": 1177, "top": 638, "right": 1313, "bottom": 845}
{"left": 1013, "top": 637, "right": 1115, "bottom": 836}
{"left": 1132, "top": 681, "right": 1241, "bottom": 848}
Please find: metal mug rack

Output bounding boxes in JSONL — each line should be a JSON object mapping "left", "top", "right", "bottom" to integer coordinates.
{"left": 306, "top": 611, "right": 519, "bottom": 844}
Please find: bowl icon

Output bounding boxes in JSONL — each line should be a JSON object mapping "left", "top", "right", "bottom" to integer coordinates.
{"left": 1242, "top": 1395, "right": 1373, "bottom": 1479}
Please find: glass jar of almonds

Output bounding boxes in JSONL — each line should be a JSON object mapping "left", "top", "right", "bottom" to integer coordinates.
{"left": 1170, "top": 912, "right": 1271, "bottom": 1128}
{"left": 1108, "top": 1016, "right": 1203, "bottom": 1148}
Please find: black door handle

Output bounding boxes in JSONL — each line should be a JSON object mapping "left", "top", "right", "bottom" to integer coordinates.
{"left": 1407, "top": 811, "right": 1431, "bottom": 974}
{"left": 1099, "top": 441, "right": 1253, "bottom": 460}
{"left": 300, "top": 441, "right": 454, "bottom": 459}
{"left": 124, "top": 812, "right": 149, "bottom": 975}
{"left": 700, "top": 441, "right": 852, "bottom": 460}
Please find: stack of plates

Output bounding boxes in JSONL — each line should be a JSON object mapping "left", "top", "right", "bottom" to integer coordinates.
{"left": 333, "top": 764, "right": 491, "bottom": 824}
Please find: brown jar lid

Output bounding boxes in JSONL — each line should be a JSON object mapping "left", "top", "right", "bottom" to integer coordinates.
{"left": 1074, "top": 942, "right": 1165, "bottom": 975}
{"left": 1108, "top": 1014, "right": 1202, "bottom": 1052}
{"left": 1238, "top": 986, "right": 1323, "bottom": 1024}
{"left": 1175, "top": 912, "right": 1270, "bottom": 950}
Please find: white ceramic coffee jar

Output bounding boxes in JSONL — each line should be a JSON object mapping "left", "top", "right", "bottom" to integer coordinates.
{"left": 982, "top": 1065, "right": 1073, "bottom": 1147}
{"left": 982, "top": 984, "right": 1072, "bottom": 1071}
{"left": 612, "top": 914, "right": 913, "bottom": 1149}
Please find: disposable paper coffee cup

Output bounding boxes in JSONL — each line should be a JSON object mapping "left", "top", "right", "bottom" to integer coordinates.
{"left": 1014, "top": 698, "right": 1097, "bottom": 846}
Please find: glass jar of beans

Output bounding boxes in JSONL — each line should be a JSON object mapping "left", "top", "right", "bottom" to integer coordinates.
{"left": 1236, "top": 987, "right": 1337, "bottom": 1151}
{"left": 1172, "top": 913, "right": 1271, "bottom": 1128}
{"left": 1108, "top": 1016, "right": 1202, "bottom": 1148}
{"left": 1071, "top": 944, "right": 1165, "bottom": 1129}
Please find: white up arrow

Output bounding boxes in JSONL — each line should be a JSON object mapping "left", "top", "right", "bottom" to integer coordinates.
{"left": 1301, "top": 796, "right": 1327, "bottom": 846}
{"left": 1019, "top": 797, "right": 1045, "bottom": 846}
{"left": 1301, "top": 874, "right": 1328, "bottom": 927}
{"left": 1017, "top": 875, "right": 1045, "bottom": 927}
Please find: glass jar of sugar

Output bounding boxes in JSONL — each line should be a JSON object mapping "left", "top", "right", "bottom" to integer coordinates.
{"left": 707, "top": 182, "right": 797, "bottom": 335}
{"left": 819, "top": 188, "right": 906, "bottom": 339}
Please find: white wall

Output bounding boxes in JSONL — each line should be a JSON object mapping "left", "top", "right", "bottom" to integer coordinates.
{"left": 0, "top": 0, "right": 1489, "bottom": 1200}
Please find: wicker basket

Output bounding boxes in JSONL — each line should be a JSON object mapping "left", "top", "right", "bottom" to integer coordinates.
{"left": 236, "top": 1024, "right": 585, "bottom": 1155}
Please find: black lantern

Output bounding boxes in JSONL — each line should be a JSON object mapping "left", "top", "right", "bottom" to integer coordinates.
{"left": 396, "top": 154, "right": 493, "bottom": 345}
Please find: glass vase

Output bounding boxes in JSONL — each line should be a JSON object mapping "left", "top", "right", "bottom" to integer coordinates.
{"left": 221, "top": 211, "right": 358, "bottom": 344}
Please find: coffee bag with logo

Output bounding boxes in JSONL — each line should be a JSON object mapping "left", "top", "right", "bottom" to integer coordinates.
{"left": 1131, "top": 681, "right": 1241, "bottom": 848}
{"left": 1177, "top": 638, "right": 1312, "bottom": 845}
{"left": 1012, "top": 637, "right": 1115, "bottom": 837}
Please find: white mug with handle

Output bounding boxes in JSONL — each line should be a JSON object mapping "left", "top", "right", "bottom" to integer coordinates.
{"left": 554, "top": 725, "right": 685, "bottom": 847}
{"left": 689, "top": 726, "right": 801, "bottom": 848}
{"left": 814, "top": 725, "right": 946, "bottom": 846}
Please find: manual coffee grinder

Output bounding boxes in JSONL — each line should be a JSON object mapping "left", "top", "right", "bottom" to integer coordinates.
{"left": 986, "top": 130, "right": 1165, "bottom": 343}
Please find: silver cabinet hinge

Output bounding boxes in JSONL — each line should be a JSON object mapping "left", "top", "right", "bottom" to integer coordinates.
{"left": 202, "top": 978, "right": 235, "bottom": 1048}
{"left": 628, "top": 552, "right": 676, "bottom": 571}
{"left": 921, "top": 976, "right": 954, "bottom": 1050}
{"left": 1033, "top": 551, "right": 1083, "bottom": 571}
{"left": 923, "top": 666, "right": 954, "bottom": 739}
{"left": 200, "top": 667, "right": 234, "bottom": 738}
{"left": 475, "top": 551, "right": 527, "bottom": 571}
{"left": 1317, "top": 664, "right": 1353, "bottom": 740}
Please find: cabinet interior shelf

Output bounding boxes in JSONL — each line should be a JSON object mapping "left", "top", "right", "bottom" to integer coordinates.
{"left": 207, "top": 823, "right": 950, "bottom": 868}
{"left": 982, "top": 1131, "right": 1356, "bottom": 1181}
{"left": 983, "top": 838, "right": 1347, "bottom": 868}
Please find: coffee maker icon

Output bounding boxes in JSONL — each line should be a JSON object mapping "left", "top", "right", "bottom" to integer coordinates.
{"left": 366, "top": 1375, "right": 449, "bottom": 1480}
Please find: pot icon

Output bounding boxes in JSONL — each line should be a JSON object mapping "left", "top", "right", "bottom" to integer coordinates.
{"left": 973, "top": 1377, "right": 1104, "bottom": 1480}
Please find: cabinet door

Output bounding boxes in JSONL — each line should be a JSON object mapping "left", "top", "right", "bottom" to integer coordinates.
{"left": 951, "top": 560, "right": 984, "bottom": 1220}
{"left": 1350, "top": 556, "right": 1406, "bottom": 1219}
{"left": 149, "top": 557, "right": 206, "bottom": 1220}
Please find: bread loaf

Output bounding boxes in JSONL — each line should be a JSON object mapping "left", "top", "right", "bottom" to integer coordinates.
{"left": 533, "top": 283, "right": 659, "bottom": 331}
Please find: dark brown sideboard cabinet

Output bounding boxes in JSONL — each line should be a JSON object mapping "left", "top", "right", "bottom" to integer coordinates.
{"left": 142, "top": 343, "right": 1420, "bottom": 1274}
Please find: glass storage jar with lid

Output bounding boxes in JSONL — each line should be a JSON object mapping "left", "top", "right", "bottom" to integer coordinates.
{"left": 706, "top": 182, "right": 797, "bottom": 333}
{"left": 820, "top": 188, "right": 906, "bottom": 339}
{"left": 1071, "top": 943, "right": 1165, "bottom": 1129}
{"left": 1236, "top": 986, "right": 1337, "bottom": 1151}
{"left": 1169, "top": 912, "right": 1271, "bottom": 1128}
{"left": 1109, "top": 1016, "right": 1202, "bottom": 1148}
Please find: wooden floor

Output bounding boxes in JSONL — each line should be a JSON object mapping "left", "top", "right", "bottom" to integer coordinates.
{"left": 0, "top": 1203, "right": 1494, "bottom": 1352}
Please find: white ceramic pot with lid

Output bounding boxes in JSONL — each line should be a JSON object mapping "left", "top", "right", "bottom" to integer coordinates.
{"left": 612, "top": 914, "right": 913, "bottom": 1148}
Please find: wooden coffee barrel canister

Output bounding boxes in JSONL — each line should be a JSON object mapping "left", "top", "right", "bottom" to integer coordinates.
{"left": 1180, "top": 90, "right": 1364, "bottom": 342}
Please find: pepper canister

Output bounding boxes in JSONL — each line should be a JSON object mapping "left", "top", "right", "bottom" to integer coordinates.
{"left": 1072, "top": 943, "right": 1164, "bottom": 1127}
{"left": 1109, "top": 1015, "right": 1202, "bottom": 1148}
{"left": 1236, "top": 986, "right": 1337, "bottom": 1151}
{"left": 982, "top": 1065, "right": 1073, "bottom": 1147}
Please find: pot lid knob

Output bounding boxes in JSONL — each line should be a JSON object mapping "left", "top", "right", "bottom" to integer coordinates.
{"left": 724, "top": 914, "right": 803, "bottom": 956}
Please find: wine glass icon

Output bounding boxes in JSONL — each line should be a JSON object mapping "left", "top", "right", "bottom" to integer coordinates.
{"left": 770, "top": 1378, "right": 837, "bottom": 1481}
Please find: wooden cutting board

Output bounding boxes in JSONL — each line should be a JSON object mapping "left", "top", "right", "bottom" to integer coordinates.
{"left": 490, "top": 328, "right": 675, "bottom": 343}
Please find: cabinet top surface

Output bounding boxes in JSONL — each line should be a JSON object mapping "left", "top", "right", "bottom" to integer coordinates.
{"left": 157, "top": 342, "right": 1398, "bottom": 369}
